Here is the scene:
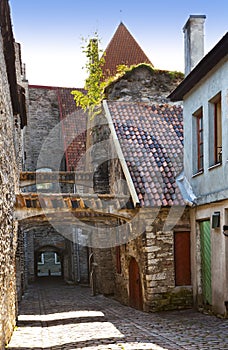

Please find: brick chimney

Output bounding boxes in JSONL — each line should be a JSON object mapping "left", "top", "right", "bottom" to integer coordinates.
{"left": 183, "top": 15, "right": 206, "bottom": 76}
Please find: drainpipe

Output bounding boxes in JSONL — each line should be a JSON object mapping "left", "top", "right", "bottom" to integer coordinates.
{"left": 75, "top": 228, "right": 81, "bottom": 283}
{"left": 72, "top": 227, "right": 81, "bottom": 283}
{"left": 73, "top": 179, "right": 81, "bottom": 283}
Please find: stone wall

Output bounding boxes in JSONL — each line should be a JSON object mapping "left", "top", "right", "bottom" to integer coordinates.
{"left": 113, "top": 233, "right": 146, "bottom": 305}
{"left": 105, "top": 65, "right": 184, "bottom": 104}
{"left": 22, "top": 85, "right": 90, "bottom": 288}
{"left": 111, "top": 208, "right": 193, "bottom": 312}
{"left": 24, "top": 224, "right": 89, "bottom": 284}
{"left": 87, "top": 112, "right": 112, "bottom": 194}
{"left": 92, "top": 247, "right": 115, "bottom": 295}
{"left": 14, "top": 42, "right": 29, "bottom": 172}
{"left": 15, "top": 228, "right": 25, "bottom": 301}
{"left": 24, "top": 230, "right": 35, "bottom": 284}
{"left": 0, "top": 31, "right": 19, "bottom": 348}
{"left": 24, "top": 225, "right": 66, "bottom": 282}
{"left": 143, "top": 208, "right": 192, "bottom": 311}
{"left": 25, "top": 86, "right": 65, "bottom": 172}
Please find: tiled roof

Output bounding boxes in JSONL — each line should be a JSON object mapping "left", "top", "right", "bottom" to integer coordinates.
{"left": 107, "top": 101, "right": 184, "bottom": 207}
{"left": 57, "top": 87, "right": 87, "bottom": 171}
{"left": 102, "top": 22, "right": 153, "bottom": 79}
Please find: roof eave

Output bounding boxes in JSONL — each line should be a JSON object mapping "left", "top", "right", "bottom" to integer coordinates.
{"left": 103, "top": 100, "right": 140, "bottom": 208}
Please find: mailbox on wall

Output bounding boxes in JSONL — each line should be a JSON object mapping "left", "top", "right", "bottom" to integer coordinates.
{"left": 212, "top": 211, "right": 220, "bottom": 228}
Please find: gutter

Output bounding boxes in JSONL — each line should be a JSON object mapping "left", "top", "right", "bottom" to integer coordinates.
{"left": 176, "top": 171, "right": 197, "bottom": 206}
{"left": 103, "top": 100, "right": 140, "bottom": 208}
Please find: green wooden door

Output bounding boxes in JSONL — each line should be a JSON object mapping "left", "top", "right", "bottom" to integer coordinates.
{"left": 200, "top": 220, "right": 212, "bottom": 305}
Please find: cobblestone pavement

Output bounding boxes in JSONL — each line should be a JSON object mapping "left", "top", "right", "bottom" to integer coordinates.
{"left": 7, "top": 278, "right": 228, "bottom": 350}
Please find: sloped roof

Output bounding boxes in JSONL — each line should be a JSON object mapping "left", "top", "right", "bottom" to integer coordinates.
{"left": 102, "top": 22, "right": 153, "bottom": 79}
{"left": 106, "top": 101, "right": 184, "bottom": 207}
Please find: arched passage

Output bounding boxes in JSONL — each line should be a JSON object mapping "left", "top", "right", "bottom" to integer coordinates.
{"left": 129, "top": 257, "right": 143, "bottom": 310}
{"left": 35, "top": 246, "right": 63, "bottom": 278}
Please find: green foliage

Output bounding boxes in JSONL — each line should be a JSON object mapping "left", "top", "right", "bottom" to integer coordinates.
{"left": 105, "top": 63, "right": 184, "bottom": 89}
{"left": 168, "top": 70, "right": 184, "bottom": 80}
{"left": 104, "top": 63, "right": 155, "bottom": 87}
{"left": 71, "top": 32, "right": 106, "bottom": 118}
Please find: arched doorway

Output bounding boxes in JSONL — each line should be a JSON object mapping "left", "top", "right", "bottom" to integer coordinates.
{"left": 129, "top": 257, "right": 143, "bottom": 310}
{"left": 35, "top": 246, "right": 63, "bottom": 278}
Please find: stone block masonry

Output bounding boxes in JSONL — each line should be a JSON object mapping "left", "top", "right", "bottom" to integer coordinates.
{"left": 0, "top": 33, "right": 19, "bottom": 349}
{"left": 109, "top": 208, "right": 193, "bottom": 312}
{"left": 25, "top": 86, "right": 65, "bottom": 172}
{"left": 105, "top": 65, "right": 184, "bottom": 104}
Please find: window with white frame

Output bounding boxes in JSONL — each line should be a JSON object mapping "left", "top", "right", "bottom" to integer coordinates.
{"left": 54, "top": 253, "right": 61, "bottom": 264}
{"left": 36, "top": 168, "right": 53, "bottom": 191}
{"left": 192, "top": 107, "right": 204, "bottom": 173}
{"left": 38, "top": 253, "right": 45, "bottom": 264}
{"left": 209, "top": 92, "right": 222, "bottom": 166}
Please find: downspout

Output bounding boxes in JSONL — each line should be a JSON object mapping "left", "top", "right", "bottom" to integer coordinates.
{"left": 57, "top": 88, "right": 69, "bottom": 170}
{"left": 103, "top": 100, "right": 140, "bottom": 208}
{"left": 75, "top": 228, "right": 81, "bottom": 283}
{"left": 73, "top": 181, "right": 81, "bottom": 283}
{"left": 72, "top": 227, "right": 81, "bottom": 283}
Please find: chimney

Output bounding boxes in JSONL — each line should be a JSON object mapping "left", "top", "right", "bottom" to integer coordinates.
{"left": 183, "top": 15, "right": 206, "bottom": 76}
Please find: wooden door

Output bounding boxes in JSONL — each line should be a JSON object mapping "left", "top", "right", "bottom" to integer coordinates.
{"left": 129, "top": 257, "right": 143, "bottom": 310}
{"left": 174, "top": 232, "right": 191, "bottom": 285}
{"left": 200, "top": 220, "right": 212, "bottom": 305}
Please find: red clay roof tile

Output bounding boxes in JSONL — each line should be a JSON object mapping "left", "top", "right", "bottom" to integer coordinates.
{"left": 102, "top": 22, "right": 153, "bottom": 79}
{"left": 107, "top": 101, "right": 184, "bottom": 207}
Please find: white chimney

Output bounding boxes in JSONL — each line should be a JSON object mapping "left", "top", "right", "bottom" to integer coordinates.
{"left": 183, "top": 15, "right": 206, "bottom": 76}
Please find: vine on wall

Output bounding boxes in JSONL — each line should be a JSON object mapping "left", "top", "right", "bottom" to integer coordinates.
{"left": 71, "top": 33, "right": 106, "bottom": 118}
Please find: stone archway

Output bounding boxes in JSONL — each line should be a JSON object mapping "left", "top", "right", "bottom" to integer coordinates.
{"left": 35, "top": 246, "right": 64, "bottom": 278}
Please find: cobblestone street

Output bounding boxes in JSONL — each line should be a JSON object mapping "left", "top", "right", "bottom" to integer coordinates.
{"left": 7, "top": 278, "right": 228, "bottom": 350}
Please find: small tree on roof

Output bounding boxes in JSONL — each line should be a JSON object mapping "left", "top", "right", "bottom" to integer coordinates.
{"left": 71, "top": 32, "right": 106, "bottom": 118}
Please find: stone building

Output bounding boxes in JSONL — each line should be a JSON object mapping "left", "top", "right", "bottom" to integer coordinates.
{"left": 0, "top": 0, "right": 27, "bottom": 346}
{"left": 16, "top": 17, "right": 190, "bottom": 316}
{"left": 87, "top": 98, "right": 192, "bottom": 311}
{"left": 19, "top": 21, "right": 156, "bottom": 288}
{"left": 22, "top": 85, "right": 89, "bottom": 284}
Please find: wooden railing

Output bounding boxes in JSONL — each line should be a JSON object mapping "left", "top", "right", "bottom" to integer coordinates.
{"left": 19, "top": 171, "right": 93, "bottom": 188}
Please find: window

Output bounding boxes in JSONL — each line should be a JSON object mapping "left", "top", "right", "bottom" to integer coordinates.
{"left": 174, "top": 232, "right": 191, "bottom": 286}
{"left": 209, "top": 92, "right": 222, "bottom": 166}
{"left": 36, "top": 168, "right": 53, "bottom": 191}
{"left": 54, "top": 253, "right": 61, "bottom": 264}
{"left": 193, "top": 107, "right": 204, "bottom": 173}
{"left": 38, "top": 253, "right": 44, "bottom": 265}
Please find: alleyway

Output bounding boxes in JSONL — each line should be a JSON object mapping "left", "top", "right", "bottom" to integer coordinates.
{"left": 7, "top": 278, "right": 228, "bottom": 350}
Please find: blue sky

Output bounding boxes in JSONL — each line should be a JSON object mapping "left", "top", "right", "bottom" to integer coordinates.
{"left": 9, "top": 0, "right": 228, "bottom": 88}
